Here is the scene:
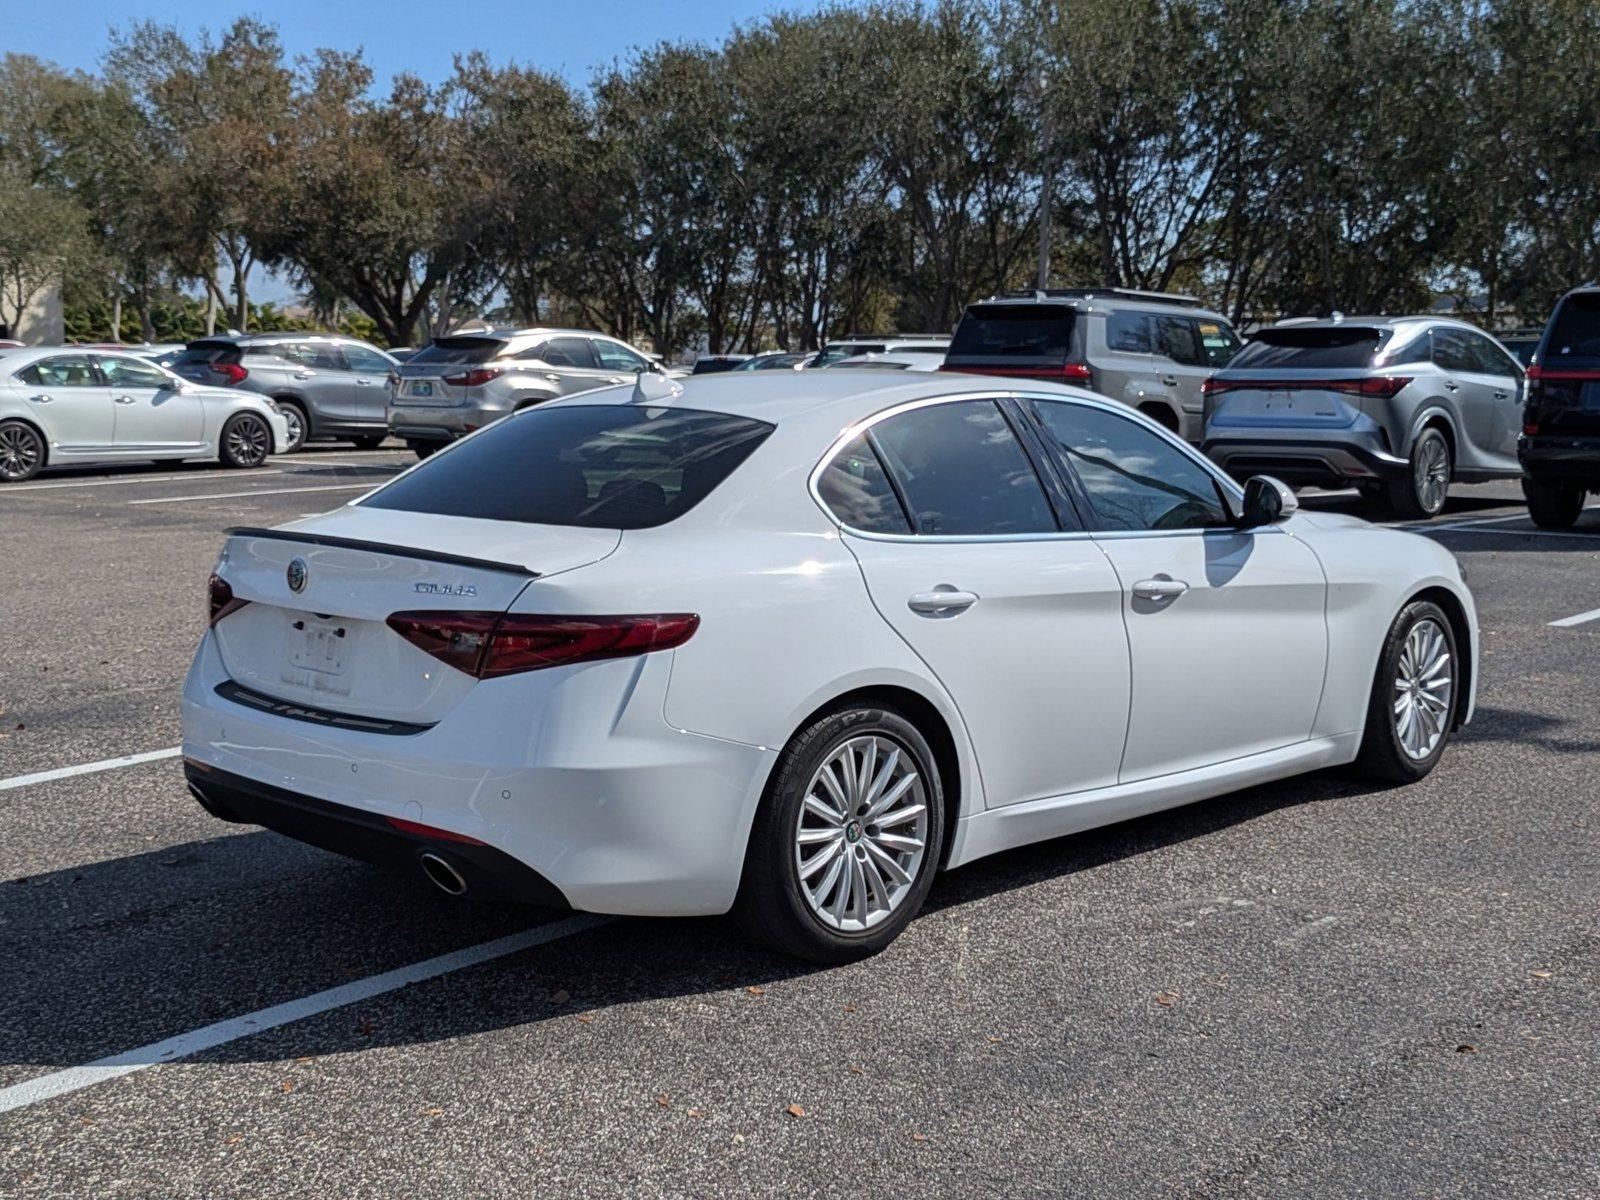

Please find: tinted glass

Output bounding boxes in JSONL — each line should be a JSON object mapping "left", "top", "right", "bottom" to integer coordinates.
{"left": 816, "top": 434, "right": 910, "bottom": 533}
{"left": 593, "top": 340, "right": 648, "bottom": 372}
{"left": 539, "top": 337, "right": 598, "bottom": 369}
{"left": 1195, "top": 319, "right": 1241, "bottom": 367}
{"left": 1431, "top": 329, "right": 1476, "bottom": 374}
{"left": 18, "top": 356, "right": 99, "bottom": 387}
{"left": 1229, "top": 327, "right": 1385, "bottom": 370}
{"left": 1462, "top": 331, "right": 1517, "bottom": 376}
{"left": 362, "top": 405, "right": 773, "bottom": 529}
{"left": 342, "top": 344, "right": 393, "bottom": 373}
{"left": 1106, "top": 312, "right": 1153, "bottom": 353}
{"left": 276, "top": 341, "right": 345, "bottom": 371}
{"left": 1156, "top": 316, "right": 1204, "bottom": 365}
{"left": 869, "top": 400, "right": 1056, "bottom": 535}
{"left": 172, "top": 342, "right": 239, "bottom": 368}
{"left": 1032, "top": 401, "right": 1229, "bottom": 531}
{"left": 97, "top": 356, "right": 170, "bottom": 388}
{"left": 947, "top": 305, "right": 1073, "bottom": 359}
{"left": 409, "top": 337, "right": 505, "bottom": 366}
{"left": 1544, "top": 293, "right": 1600, "bottom": 364}
{"left": 1499, "top": 337, "right": 1538, "bottom": 366}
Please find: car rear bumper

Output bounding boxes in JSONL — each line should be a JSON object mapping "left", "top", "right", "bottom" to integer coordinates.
{"left": 1519, "top": 436, "right": 1600, "bottom": 486}
{"left": 387, "top": 402, "right": 510, "bottom": 443}
{"left": 1203, "top": 433, "right": 1409, "bottom": 486}
{"left": 180, "top": 632, "right": 777, "bottom": 916}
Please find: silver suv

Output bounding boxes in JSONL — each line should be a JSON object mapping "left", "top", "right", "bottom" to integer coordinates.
{"left": 942, "top": 289, "right": 1242, "bottom": 440}
{"left": 1202, "top": 317, "right": 1525, "bottom": 519}
{"left": 170, "top": 334, "right": 397, "bottom": 452}
{"left": 389, "top": 327, "right": 656, "bottom": 457}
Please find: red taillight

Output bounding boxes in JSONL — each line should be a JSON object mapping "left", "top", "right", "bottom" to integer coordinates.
{"left": 441, "top": 367, "right": 502, "bottom": 387}
{"left": 1523, "top": 421, "right": 1540, "bottom": 436}
{"left": 939, "top": 362, "right": 1092, "bottom": 381}
{"left": 210, "top": 362, "right": 248, "bottom": 385}
{"left": 1525, "top": 363, "right": 1543, "bottom": 381}
{"left": 386, "top": 611, "right": 700, "bottom": 679}
{"left": 208, "top": 573, "right": 249, "bottom": 626}
{"left": 1202, "top": 376, "right": 1411, "bottom": 399}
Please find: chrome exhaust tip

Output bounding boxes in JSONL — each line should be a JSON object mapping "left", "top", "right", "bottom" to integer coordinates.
{"left": 419, "top": 851, "right": 468, "bottom": 897}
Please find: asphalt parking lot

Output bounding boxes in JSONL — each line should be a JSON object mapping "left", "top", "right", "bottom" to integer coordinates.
{"left": 1, "top": 451, "right": 1597, "bottom": 1198}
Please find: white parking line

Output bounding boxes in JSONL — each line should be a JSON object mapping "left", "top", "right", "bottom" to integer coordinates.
{"left": 1549, "top": 607, "right": 1600, "bottom": 628}
{"left": 128, "top": 483, "right": 374, "bottom": 506}
{"left": 0, "top": 915, "right": 609, "bottom": 1115}
{"left": 0, "top": 747, "right": 181, "bottom": 793}
{"left": 0, "top": 470, "right": 289, "bottom": 494}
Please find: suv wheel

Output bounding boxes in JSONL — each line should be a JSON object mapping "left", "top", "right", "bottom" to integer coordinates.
{"left": 1523, "top": 478, "right": 1585, "bottom": 529}
{"left": 734, "top": 703, "right": 944, "bottom": 963}
{"left": 1388, "top": 427, "right": 1451, "bottom": 519}
{"left": 275, "top": 400, "right": 308, "bottom": 453}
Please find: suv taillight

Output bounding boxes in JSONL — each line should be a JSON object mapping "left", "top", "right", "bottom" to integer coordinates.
{"left": 1202, "top": 376, "right": 1411, "bottom": 399}
{"left": 386, "top": 611, "right": 700, "bottom": 679}
{"left": 938, "top": 361, "right": 1092, "bottom": 381}
{"left": 211, "top": 362, "right": 248, "bottom": 385}
{"left": 442, "top": 367, "right": 502, "bottom": 388}
{"left": 208, "top": 574, "right": 249, "bottom": 626}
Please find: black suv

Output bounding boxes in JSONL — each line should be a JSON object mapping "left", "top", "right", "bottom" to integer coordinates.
{"left": 1520, "top": 287, "right": 1600, "bottom": 527}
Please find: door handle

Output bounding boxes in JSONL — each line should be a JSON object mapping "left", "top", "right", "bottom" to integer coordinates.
{"left": 608, "top": 377, "right": 627, "bottom": 384}
{"left": 907, "top": 588, "right": 980, "bottom": 616}
{"left": 357, "top": 377, "right": 377, "bottom": 386}
{"left": 1132, "top": 578, "right": 1189, "bottom": 602}
{"left": 1444, "top": 380, "right": 1460, "bottom": 392}
{"left": 1161, "top": 374, "right": 1179, "bottom": 387}
{"left": 113, "top": 395, "right": 137, "bottom": 405}
{"left": 295, "top": 370, "right": 315, "bottom": 380}
{"left": 1494, "top": 390, "right": 1511, "bottom": 400}
{"left": 27, "top": 394, "right": 52, "bottom": 403}
{"left": 544, "top": 373, "right": 562, "bottom": 384}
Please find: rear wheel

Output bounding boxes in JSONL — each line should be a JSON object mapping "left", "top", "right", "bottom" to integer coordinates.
{"left": 275, "top": 399, "right": 308, "bottom": 453}
{"left": 1523, "top": 478, "right": 1585, "bottom": 529}
{"left": 0, "top": 420, "right": 45, "bottom": 482}
{"left": 1353, "top": 600, "right": 1458, "bottom": 783}
{"left": 219, "top": 412, "right": 272, "bottom": 469}
{"left": 1387, "top": 427, "right": 1451, "bottom": 519}
{"left": 735, "top": 703, "right": 944, "bottom": 963}
{"left": 408, "top": 441, "right": 437, "bottom": 460}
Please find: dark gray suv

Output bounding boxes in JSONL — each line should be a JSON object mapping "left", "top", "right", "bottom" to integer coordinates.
{"left": 942, "top": 288, "right": 1242, "bottom": 441}
{"left": 170, "top": 334, "right": 398, "bottom": 452}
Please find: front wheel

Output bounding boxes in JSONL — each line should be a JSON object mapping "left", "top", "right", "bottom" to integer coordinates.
{"left": 734, "top": 704, "right": 944, "bottom": 963}
{"left": 219, "top": 412, "right": 272, "bottom": 469}
{"left": 0, "top": 420, "right": 46, "bottom": 482}
{"left": 1387, "top": 428, "right": 1451, "bottom": 519}
{"left": 1353, "top": 600, "right": 1458, "bottom": 784}
{"left": 1523, "top": 478, "right": 1585, "bottom": 529}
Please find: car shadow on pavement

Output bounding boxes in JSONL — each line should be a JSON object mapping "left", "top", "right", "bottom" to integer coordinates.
{"left": 0, "top": 766, "right": 1351, "bottom": 1074}
{"left": 1457, "top": 704, "right": 1600, "bottom": 755}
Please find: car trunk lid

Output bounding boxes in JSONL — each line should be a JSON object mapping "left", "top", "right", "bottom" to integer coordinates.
{"left": 392, "top": 336, "right": 509, "bottom": 407}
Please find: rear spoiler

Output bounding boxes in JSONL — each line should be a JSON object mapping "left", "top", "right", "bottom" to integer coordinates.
{"left": 224, "top": 527, "right": 540, "bottom": 578}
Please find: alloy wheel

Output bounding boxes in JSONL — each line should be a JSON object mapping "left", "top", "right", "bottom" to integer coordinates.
{"left": 794, "top": 734, "right": 929, "bottom": 933}
{"left": 1393, "top": 617, "right": 1453, "bottom": 760}
{"left": 227, "top": 416, "right": 270, "bottom": 466}
{"left": 0, "top": 424, "right": 43, "bottom": 481}
{"left": 1413, "top": 435, "right": 1449, "bottom": 514}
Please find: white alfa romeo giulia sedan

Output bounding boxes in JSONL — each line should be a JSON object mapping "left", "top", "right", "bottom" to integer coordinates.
{"left": 182, "top": 372, "right": 1476, "bottom": 961}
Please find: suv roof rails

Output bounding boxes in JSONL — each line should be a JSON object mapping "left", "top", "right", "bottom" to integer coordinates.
{"left": 986, "top": 287, "right": 1205, "bottom": 309}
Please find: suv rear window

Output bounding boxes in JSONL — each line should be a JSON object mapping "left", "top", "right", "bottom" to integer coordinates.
{"left": 361, "top": 404, "right": 774, "bottom": 530}
{"left": 948, "top": 305, "right": 1074, "bottom": 359}
{"left": 408, "top": 337, "right": 507, "bottom": 366}
{"left": 1543, "top": 293, "right": 1600, "bottom": 365}
{"left": 1228, "top": 327, "right": 1385, "bottom": 370}
{"left": 173, "top": 342, "right": 241, "bottom": 367}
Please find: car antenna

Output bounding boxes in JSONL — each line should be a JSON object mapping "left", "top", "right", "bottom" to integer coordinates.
{"left": 631, "top": 368, "right": 683, "bottom": 404}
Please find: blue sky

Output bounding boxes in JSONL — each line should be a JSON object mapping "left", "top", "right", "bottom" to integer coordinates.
{"left": 3, "top": 0, "right": 838, "bottom": 87}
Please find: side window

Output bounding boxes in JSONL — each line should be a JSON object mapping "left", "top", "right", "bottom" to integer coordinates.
{"left": 1155, "top": 316, "right": 1206, "bottom": 366}
{"left": 18, "top": 356, "right": 100, "bottom": 387}
{"left": 592, "top": 340, "right": 648, "bottom": 372}
{"left": 97, "top": 356, "right": 170, "bottom": 389}
{"left": 1106, "top": 312, "right": 1154, "bottom": 353}
{"left": 1031, "top": 401, "right": 1230, "bottom": 532}
{"left": 815, "top": 434, "right": 911, "bottom": 534}
{"left": 1431, "top": 329, "right": 1476, "bottom": 374}
{"left": 1465, "top": 332, "right": 1518, "bottom": 377}
{"left": 341, "top": 344, "right": 393, "bottom": 374}
{"left": 1195, "top": 320, "right": 1242, "bottom": 368}
{"left": 540, "top": 337, "right": 598, "bottom": 369}
{"left": 869, "top": 400, "right": 1057, "bottom": 535}
{"left": 278, "top": 341, "right": 346, "bottom": 371}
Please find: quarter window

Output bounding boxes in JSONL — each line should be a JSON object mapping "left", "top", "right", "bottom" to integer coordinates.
{"left": 868, "top": 400, "right": 1057, "bottom": 536}
{"left": 1031, "top": 401, "right": 1231, "bottom": 531}
{"left": 816, "top": 434, "right": 911, "bottom": 534}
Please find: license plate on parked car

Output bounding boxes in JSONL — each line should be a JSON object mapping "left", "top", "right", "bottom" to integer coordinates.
{"left": 408, "top": 380, "right": 434, "bottom": 397}
{"left": 286, "top": 619, "right": 350, "bottom": 694}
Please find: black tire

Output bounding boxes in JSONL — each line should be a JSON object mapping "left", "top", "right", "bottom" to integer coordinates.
{"left": 1522, "top": 477, "right": 1585, "bottom": 529}
{"left": 734, "top": 702, "right": 945, "bottom": 963}
{"left": 351, "top": 435, "right": 385, "bottom": 451}
{"left": 275, "top": 399, "right": 309, "bottom": 453}
{"left": 1386, "top": 427, "right": 1452, "bottom": 520}
{"left": 219, "top": 412, "right": 272, "bottom": 469}
{"left": 0, "top": 419, "right": 46, "bottom": 482}
{"left": 1353, "top": 600, "right": 1459, "bottom": 784}
{"left": 409, "top": 441, "right": 437, "bottom": 460}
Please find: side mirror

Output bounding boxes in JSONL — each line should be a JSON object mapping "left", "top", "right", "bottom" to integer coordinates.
{"left": 1238, "top": 475, "right": 1298, "bottom": 528}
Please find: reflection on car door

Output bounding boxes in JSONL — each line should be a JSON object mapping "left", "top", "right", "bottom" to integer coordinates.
{"left": 97, "top": 354, "right": 204, "bottom": 448}
{"left": 539, "top": 337, "right": 628, "bottom": 395}
{"left": 338, "top": 342, "right": 395, "bottom": 425}
{"left": 830, "top": 398, "right": 1132, "bottom": 807}
{"left": 16, "top": 355, "right": 114, "bottom": 449}
{"left": 1026, "top": 398, "right": 1328, "bottom": 782}
{"left": 278, "top": 341, "right": 357, "bottom": 424}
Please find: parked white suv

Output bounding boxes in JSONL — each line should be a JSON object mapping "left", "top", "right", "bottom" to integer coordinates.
{"left": 388, "top": 328, "right": 659, "bottom": 458}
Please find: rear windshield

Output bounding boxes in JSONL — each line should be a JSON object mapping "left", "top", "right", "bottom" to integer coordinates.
{"left": 1228, "top": 327, "right": 1385, "bottom": 370}
{"left": 408, "top": 337, "right": 507, "bottom": 366}
{"left": 173, "top": 342, "right": 240, "bottom": 366}
{"left": 361, "top": 404, "right": 774, "bottom": 529}
{"left": 1543, "top": 293, "right": 1600, "bottom": 365}
{"left": 947, "top": 305, "right": 1074, "bottom": 359}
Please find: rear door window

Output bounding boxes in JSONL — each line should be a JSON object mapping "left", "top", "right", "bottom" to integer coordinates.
{"left": 1106, "top": 312, "right": 1154, "bottom": 353}
{"left": 1228, "top": 327, "right": 1385, "bottom": 370}
{"left": 1431, "top": 329, "right": 1477, "bottom": 374}
{"left": 361, "top": 404, "right": 773, "bottom": 529}
{"left": 1155, "top": 317, "right": 1205, "bottom": 366}
{"left": 17, "top": 355, "right": 101, "bottom": 387}
{"left": 542, "top": 337, "right": 599, "bottom": 369}
{"left": 277, "top": 341, "right": 347, "bottom": 371}
{"left": 867, "top": 399, "right": 1057, "bottom": 535}
{"left": 948, "top": 305, "right": 1074, "bottom": 360}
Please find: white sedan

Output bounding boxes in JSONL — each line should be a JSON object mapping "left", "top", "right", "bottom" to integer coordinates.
{"left": 182, "top": 372, "right": 1475, "bottom": 961}
{"left": 0, "top": 347, "right": 290, "bottom": 482}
